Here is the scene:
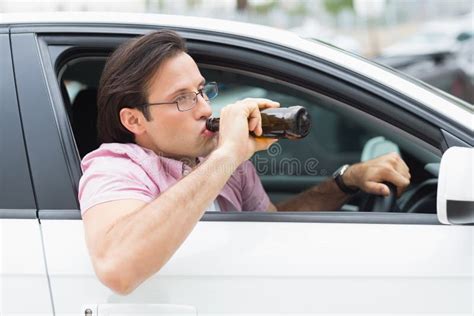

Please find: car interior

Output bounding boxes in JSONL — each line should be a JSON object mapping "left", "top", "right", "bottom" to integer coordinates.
{"left": 58, "top": 53, "right": 442, "bottom": 214}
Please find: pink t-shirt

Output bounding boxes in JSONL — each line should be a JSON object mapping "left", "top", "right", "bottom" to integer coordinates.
{"left": 78, "top": 143, "right": 270, "bottom": 215}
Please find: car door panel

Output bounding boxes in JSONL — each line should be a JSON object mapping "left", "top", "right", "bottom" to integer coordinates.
{"left": 0, "top": 33, "right": 36, "bottom": 211}
{"left": 10, "top": 32, "right": 78, "bottom": 211}
{"left": 0, "top": 220, "right": 54, "bottom": 315}
{"left": 0, "top": 32, "right": 52, "bottom": 315}
{"left": 40, "top": 218, "right": 472, "bottom": 314}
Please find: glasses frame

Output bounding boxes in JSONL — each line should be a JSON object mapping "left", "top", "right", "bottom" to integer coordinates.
{"left": 138, "top": 81, "right": 218, "bottom": 112}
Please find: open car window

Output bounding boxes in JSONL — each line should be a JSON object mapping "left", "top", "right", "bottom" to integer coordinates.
{"left": 58, "top": 52, "right": 441, "bottom": 215}
{"left": 199, "top": 66, "right": 441, "bottom": 213}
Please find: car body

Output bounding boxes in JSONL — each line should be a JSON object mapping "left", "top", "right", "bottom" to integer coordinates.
{"left": 0, "top": 12, "right": 473, "bottom": 315}
{"left": 290, "top": 20, "right": 363, "bottom": 55}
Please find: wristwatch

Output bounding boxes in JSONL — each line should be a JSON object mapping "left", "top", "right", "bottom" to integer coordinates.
{"left": 332, "top": 164, "right": 360, "bottom": 194}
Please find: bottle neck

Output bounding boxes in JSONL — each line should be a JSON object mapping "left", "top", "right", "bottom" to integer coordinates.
{"left": 206, "top": 117, "right": 220, "bottom": 132}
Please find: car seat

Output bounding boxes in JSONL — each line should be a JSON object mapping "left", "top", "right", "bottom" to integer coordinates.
{"left": 71, "top": 88, "right": 99, "bottom": 157}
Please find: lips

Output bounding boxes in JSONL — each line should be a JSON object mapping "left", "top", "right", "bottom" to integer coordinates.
{"left": 202, "top": 129, "right": 215, "bottom": 137}
{"left": 201, "top": 125, "right": 215, "bottom": 137}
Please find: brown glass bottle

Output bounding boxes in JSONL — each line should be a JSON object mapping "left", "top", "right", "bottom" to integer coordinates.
{"left": 206, "top": 105, "right": 311, "bottom": 139}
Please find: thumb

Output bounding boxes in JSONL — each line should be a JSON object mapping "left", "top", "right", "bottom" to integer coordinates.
{"left": 248, "top": 116, "right": 262, "bottom": 136}
{"left": 365, "top": 181, "right": 390, "bottom": 196}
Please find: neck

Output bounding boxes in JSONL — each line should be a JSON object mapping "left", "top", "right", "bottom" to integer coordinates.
{"left": 135, "top": 139, "right": 199, "bottom": 167}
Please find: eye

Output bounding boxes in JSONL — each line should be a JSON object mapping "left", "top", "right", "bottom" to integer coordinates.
{"left": 175, "top": 93, "right": 192, "bottom": 103}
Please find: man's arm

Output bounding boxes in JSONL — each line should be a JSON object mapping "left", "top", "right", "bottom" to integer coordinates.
{"left": 270, "top": 178, "right": 348, "bottom": 211}
{"left": 82, "top": 98, "right": 279, "bottom": 295}
{"left": 83, "top": 150, "right": 238, "bottom": 294}
{"left": 270, "top": 152, "right": 411, "bottom": 212}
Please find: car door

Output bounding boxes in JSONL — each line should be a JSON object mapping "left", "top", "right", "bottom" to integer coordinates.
{"left": 0, "top": 31, "right": 53, "bottom": 315}
{"left": 12, "top": 23, "right": 472, "bottom": 315}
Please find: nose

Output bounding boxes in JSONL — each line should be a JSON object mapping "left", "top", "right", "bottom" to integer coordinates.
{"left": 193, "top": 93, "right": 213, "bottom": 119}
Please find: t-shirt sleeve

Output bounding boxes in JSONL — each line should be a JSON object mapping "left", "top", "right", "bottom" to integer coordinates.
{"left": 78, "top": 155, "right": 156, "bottom": 216}
{"left": 240, "top": 160, "right": 271, "bottom": 211}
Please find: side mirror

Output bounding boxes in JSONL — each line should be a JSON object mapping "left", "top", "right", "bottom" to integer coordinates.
{"left": 437, "top": 147, "right": 474, "bottom": 225}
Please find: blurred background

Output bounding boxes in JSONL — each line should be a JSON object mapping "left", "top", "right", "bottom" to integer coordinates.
{"left": 1, "top": 0, "right": 472, "bottom": 103}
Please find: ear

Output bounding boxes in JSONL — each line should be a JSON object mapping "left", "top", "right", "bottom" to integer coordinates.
{"left": 119, "top": 107, "right": 146, "bottom": 136}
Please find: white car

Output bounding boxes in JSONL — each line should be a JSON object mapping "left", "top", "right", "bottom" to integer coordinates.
{"left": 1, "top": 13, "right": 473, "bottom": 315}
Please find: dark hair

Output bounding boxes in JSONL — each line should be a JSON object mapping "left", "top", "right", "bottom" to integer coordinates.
{"left": 97, "top": 30, "right": 187, "bottom": 143}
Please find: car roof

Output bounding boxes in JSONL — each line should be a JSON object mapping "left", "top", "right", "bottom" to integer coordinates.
{"left": 0, "top": 12, "right": 291, "bottom": 37}
{"left": 1, "top": 12, "right": 472, "bottom": 131}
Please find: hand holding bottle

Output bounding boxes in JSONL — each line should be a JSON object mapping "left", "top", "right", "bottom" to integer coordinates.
{"left": 214, "top": 98, "right": 280, "bottom": 165}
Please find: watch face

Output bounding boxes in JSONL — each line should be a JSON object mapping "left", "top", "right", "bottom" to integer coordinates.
{"left": 333, "top": 164, "right": 348, "bottom": 178}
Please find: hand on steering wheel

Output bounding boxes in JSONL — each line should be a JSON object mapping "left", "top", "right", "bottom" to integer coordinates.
{"left": 361, "top": 182, "right": 401, "bottom": 212}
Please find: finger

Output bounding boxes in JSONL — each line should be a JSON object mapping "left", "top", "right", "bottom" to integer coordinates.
{"left": 400, "top": 160, "right": 411, "bottom": 180}
{"left": 244, "top": 98, "right": 280, "bottom": 109}
{"left": 392, "top": 155, "right": 410, "bottom": 180}
{"left": 259, "top": 100, "right": 280, "bottom": 108}
{"left": 392, "top": 161, "right": 409, "bottom": 182}
{"left": 384, "top": 170, "right": 410, "bottom": 197}
{"left": 247, "top": 103, "right": 263, "bottom": 136}
{"left": 248, "top": 116, "right": 258, "bottom": 132}
{"left": 248, "top": 116, "right": 262, "bottom": 136}
{"left": 365, "top": 181, "right": 390, "bottom": 196}
{"left": 395, "top": 162, "right": 410, "bottom": 180}
{"left": 258, "top": 101, "right": 280, "bottom": 110}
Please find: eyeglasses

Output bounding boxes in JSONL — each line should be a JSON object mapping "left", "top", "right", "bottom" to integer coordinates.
{"left": 139, "top": 82, "right": 218, "bottom": 112}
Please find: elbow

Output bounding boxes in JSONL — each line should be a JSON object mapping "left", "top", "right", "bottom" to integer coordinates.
{"left": 104, "top": 275, "right": 136, "bottom": 296}
{"left": 93, "top": 258, "right": 138, "bottom": 295}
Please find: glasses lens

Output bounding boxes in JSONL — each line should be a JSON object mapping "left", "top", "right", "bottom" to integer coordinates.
{"left": 177, "top": 93, "right": 197, "bottom": 111}
{"left": 202, "top": 82, "right": 218, "bottom": 101}
{"left": 176, "top": 82, "right": 218, "bottom": 111}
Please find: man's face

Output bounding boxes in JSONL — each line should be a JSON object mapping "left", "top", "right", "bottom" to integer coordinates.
{"left": 136, "top": 52, "right": 218, "bottom": 160}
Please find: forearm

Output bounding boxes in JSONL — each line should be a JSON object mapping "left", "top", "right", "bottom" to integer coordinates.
{"left": 90, "top": 98, "right": 281, "bottom": 294}
{"left": 276, "top": 178, "right": 350, "bottom": 211}
{"left": 99, "top": 149, "right": 238, "bottom": 292}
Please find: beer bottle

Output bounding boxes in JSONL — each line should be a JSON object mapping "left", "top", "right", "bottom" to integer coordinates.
{"left": 205, "top": 105, "right": 311, "bottom": 139}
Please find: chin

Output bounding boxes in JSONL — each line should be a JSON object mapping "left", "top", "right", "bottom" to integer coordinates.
{"left": 198, "top": 139, "right": 218, "bottom": 158}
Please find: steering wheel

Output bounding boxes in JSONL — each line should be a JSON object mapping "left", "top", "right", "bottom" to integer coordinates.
{"left": 362, "top": 182, "right": 400, "bottom": 212}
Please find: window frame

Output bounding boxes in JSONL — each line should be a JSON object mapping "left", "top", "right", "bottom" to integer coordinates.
{"left": 0, "top": 32, "right": 37, "bottom": 219}
{"left": 34, "top": 27, "right": 453, "bottom": 224}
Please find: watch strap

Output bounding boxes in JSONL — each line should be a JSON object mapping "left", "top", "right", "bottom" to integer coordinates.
{"left": 334, "top": 165, "right": 360, "bottom": 194}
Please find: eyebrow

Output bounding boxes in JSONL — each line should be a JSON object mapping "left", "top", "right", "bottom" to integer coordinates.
{"left": 169, "top": 78, "right": 206, "bottom": 99}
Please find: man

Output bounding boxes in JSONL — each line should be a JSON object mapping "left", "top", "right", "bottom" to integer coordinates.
{"left": 79, "top": 30, "right": 411, "bottom": 295}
